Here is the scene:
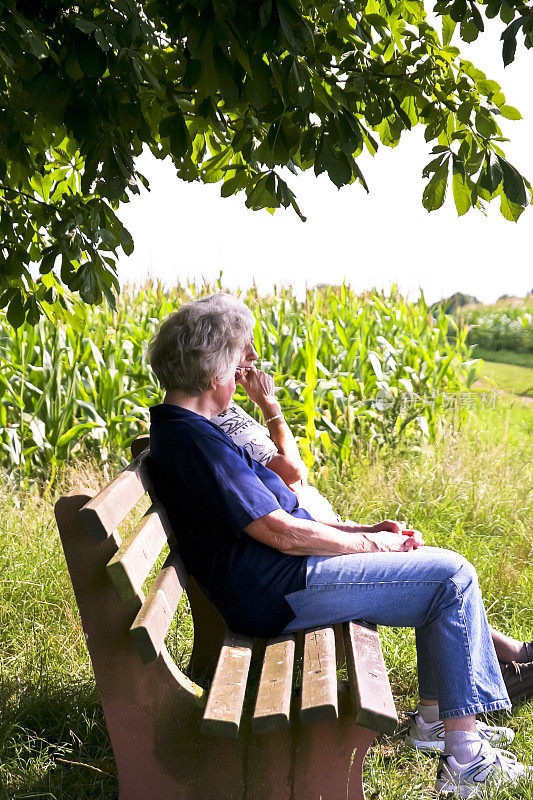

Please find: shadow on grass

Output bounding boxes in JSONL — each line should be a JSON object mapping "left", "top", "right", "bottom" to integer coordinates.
{"left": 0, "top": 679, "right": 118, "bottom": 800}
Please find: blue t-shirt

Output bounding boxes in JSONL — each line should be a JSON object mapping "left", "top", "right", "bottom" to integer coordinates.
{"left": 148, "top": 403, "right": 311, "bottom": 637}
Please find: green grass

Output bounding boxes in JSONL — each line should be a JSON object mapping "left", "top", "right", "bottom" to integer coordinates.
{"left": 1, "top": 400, "right": 532, "bottom": 799}
{"left": 473, "top": 348, "right": 533, "bottom": 371}
{"left": 475, "top": 360, "right": 533, "bottom": 398}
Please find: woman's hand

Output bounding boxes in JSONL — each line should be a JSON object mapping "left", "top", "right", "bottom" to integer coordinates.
{"left": 368, "top": 519, "right": 407, "bottom": 534}
{"left": 238, "top": 365, "right": 279, "bottom": 414}
{"left": 329, "top": 519, "right": 424, "bottom": 550}
{"left": 364, "top": 529, "right": 425, "bottom": 552}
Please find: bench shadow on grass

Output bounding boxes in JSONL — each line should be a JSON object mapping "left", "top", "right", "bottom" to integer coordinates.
{"left": 0, "top": 680, "right": 118, "bottom": 800}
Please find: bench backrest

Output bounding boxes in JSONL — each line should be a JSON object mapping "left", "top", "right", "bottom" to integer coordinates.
{"left": 79, "top": 436, "right": 196, "bottom": 665}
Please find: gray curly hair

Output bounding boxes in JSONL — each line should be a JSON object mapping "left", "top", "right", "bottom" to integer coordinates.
{"left": 149, "top": 293, "right": 255, "bottom": 394}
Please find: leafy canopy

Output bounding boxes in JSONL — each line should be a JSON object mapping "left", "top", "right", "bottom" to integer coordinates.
{"left": 1, "top": 0, "right": 532, "bottom": 325}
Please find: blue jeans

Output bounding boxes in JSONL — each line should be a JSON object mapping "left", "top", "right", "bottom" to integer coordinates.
{"left": 282, "top": 547, "right": 511, "bottom": 719}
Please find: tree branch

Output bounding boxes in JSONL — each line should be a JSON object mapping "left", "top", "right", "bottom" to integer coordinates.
{"left": 0, "top": 184, "right": 57, "bottom": 209}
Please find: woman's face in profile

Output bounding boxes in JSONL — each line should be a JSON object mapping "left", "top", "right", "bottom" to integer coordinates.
{"left": 240, "top": 337, "right": 259, "bottom": 371}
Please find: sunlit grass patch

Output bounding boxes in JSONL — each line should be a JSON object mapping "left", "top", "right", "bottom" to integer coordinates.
{"left": 476, "top": 360, "right": 533, "bottom": 397}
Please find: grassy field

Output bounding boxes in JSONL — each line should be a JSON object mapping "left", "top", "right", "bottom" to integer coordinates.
{"left": 1, "top": 398, "right": 532, "bottom": 799}
{"left": 473, "top": 350, "right": 533, "bottom": 398}
{"left": 473, "top": 349, "right": 533, "bottom": 371}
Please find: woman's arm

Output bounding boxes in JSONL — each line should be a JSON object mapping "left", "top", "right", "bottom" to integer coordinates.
{"left": 238, "top": 366, "right": 308, "bottom": 485}
{"left": 328, "top": 519, "right": 409, "bottom": 534}
{"left": 244, "top": 509, "right": 424, "bottom": 556}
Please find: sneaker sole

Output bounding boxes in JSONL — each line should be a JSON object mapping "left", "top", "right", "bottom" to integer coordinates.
{"left": 435, "top": 778, "right": 480, "bottom": 798}
{"left": 407, "top": 732, "right": 514, "bottom": 753}
{"left": 406, "top": 735, "right": 444, "bottom": 752}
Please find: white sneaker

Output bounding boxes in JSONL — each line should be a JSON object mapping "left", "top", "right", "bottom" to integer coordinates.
{"left": 435, "top": 741, "right": 531, "bottom": 797}
{"left": 406, "top": 713, "right": 515, "bottom": 753}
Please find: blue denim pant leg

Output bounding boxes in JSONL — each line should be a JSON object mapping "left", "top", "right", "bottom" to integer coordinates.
{"left": 282, "top": 546, "right": 510, "bottom": 719}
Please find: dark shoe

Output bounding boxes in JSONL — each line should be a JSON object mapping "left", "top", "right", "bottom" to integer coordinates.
{"left": 523, "top": 640, "right": 533, "bottom": 661}
{"left": 501, "top": 660, "right": 533, "bottom": 703}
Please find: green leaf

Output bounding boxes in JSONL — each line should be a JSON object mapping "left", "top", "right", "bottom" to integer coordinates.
{"left": 478, "top": 154, "right": 503, "bottom": 194}
{"left": 499, "top": 105, "right": 522, "bottom": 120}
{"left": 452, "top": 169, "right": 472, "bottom": 216}
{"left": 500, "top": 192, "right": 525, "bottom": 221}
{"left": 422, "top": 154, "right": 446, "bottom": 179}
{"left": 368, "top": 352, "right": 383, "bottom": 380}
{"left": 119, "top": 226, "right": 134, "bottom": 257}
{"left": 247, "top": 57, "right": 272, "bottom": 108}
{"left": 72, "top": 16, "right": 97, "bottom": 34}
{"left": 160, "top": 111, "right": 191, "bottom": 158}
{"left": 470, "top": 5, "right": 485, "bottom": 32}
{"left": 245, "top": 173, "right": 276, "bottom": 210}
{"left": 450, "top": 0, "right": 467, "bottom": 23}
{"left": 7, "top": 291, "right": 25, "bottom": 329}
{"left": 56, "top": 422, "right": 100, "bottom": 448}
{"left": 466, "top": 365, "right": 478, "bottom": 388}
{"left": 277, "top": 0, "right": 312, "bottom": 53}
{"left": 288, "top": 59, "right": 313, "bottom": 111}
{"left": 460, "top": 18, "right": 480, "bottom": 43}
{"left": 422, "top": 159, "right": 449, "bottom": 211}
{"left": 475, "top": 110, "right": 497, "bottom": 138}
{"left": 315, "top": 136, "right": 352, "bottom": 188}
{"left": 213, "top": 48, "right": 240, "bottom": 109}
{"left": 442, "top": 16, "right": 457, "bottom": 46}
{"left": 0, "top": 288, "right": 17, "bottom": 309}
{"left": 221, "top": 171, "right": 249, "bottom": 197}
{"left": 352, "top": 162, "right": 369, "bottom": 193}
{"left": 25, "top": 296, "right": 41, "bottom": 326}
{"left": 497, "top": 156, "right": 527, "bottom": 206}
{"left": 365, "top": 14, "right": 389, "bottom": 29}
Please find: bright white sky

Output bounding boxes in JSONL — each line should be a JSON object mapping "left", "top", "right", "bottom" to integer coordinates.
{"left": 116, "top": 18, "right": 532, "bottom": 304}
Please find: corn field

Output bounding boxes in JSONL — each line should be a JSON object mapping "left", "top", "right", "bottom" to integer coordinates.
{"left": 0, "top": 282, "right": 474, "bottom": 483}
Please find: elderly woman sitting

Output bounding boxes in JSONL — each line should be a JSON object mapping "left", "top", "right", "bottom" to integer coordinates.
{"left": 148, "top": 293, "right": 529, "bottom": 798}
{"left": 209, "top": 321, "right": 533, "bottom": 708}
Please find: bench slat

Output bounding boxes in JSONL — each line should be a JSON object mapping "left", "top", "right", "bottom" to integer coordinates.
{"left": 252, "top": 634, "right": 295, "bottom": 734}
{"left": 130, "top": 552, "right": 187, "bottom": 662}
{"left": 80, "top": 450, "right": 151, "bottom": 541}
{"left": 106, "top": 505, "right": 172, "bottom": 601}
{"left": 201, "top": 632, "right": 253, "bottom": 739}
{"left": 300, "top": 626, "right": 338, "bottom": 724}
{"left": 343, "top": 621, "right": 398, "bottom": 735}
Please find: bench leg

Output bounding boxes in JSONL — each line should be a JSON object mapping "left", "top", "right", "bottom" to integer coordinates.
{"left": 247, "top": 720, "right": 377, "bottom": 800}
{"left": 294, "top": 720, "right": 377, "bottom": 800}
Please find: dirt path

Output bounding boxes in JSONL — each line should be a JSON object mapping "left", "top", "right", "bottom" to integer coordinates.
{"left": 472, "top": 380, "right": 533, "bottom": 405}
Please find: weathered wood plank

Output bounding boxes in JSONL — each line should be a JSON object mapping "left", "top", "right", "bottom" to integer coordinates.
{"left": 106, "top": 505, "right": 173, "bottom": 601}
{"left": 80, "top": 449, "right": 151, "bottom": 540}
{"left": 343, "top": 621, "right": 398, "bottom": 735}
{"left": 252, "top": 634, "right": 295, "bottom": 734}
{"left": 300, "top": 626, "right": 338, "bottom": 724}
{"left": 201, "top": 632, "right": 253, "bottom": 739}
{"left": 130, "top": 552, "right": 187, "bottom": 662}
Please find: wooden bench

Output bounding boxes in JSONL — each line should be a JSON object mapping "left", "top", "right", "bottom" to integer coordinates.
{"left": 54, "top": 436, "right": 398, "bottom": 800}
